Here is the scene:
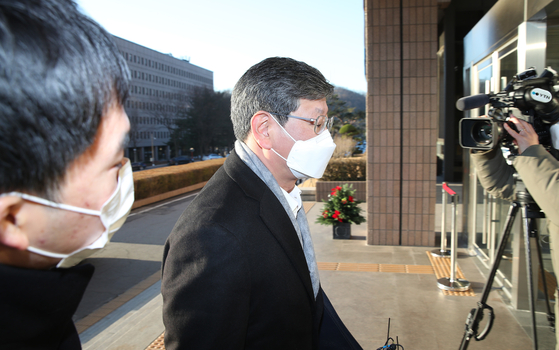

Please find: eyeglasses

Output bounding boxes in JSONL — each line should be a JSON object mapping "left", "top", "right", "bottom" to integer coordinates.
{"left": 270, "top": 113, "right": 333, "bottom": 135}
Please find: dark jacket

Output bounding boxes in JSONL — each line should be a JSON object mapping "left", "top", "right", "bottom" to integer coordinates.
{"left": 472, "top": 144, "right": 559, "bottom": 277}
{"left": 161, "top": 150, "right": 361, "bottom": 350}
{"left": 472, "top": 145, "right": 559, "bottom": 231}
{"left": 0, "top": 263, "right": 94, "bottom": 350}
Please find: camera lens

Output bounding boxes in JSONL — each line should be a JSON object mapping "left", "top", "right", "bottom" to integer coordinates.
{"left": 471, "top": 121, "right": 493, "bottom": 145}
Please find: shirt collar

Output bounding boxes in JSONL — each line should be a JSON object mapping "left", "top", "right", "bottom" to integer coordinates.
{"left": 280, "top": 186, "right": 302, "bottom": 218}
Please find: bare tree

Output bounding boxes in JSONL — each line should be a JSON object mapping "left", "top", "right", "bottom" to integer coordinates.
{"left": 171, "top": 87, "right": 234, "bottom": 157}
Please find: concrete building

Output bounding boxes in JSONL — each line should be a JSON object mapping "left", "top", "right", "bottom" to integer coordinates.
{"left": 365, "top": 0, "right": 559, "bottom": 324}
{"left": 113, "top": 36, "right": 213, "bottom": 163}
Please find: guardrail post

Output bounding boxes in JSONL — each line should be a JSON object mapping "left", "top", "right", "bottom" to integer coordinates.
{"left": 432, "top": 182, "right": 451, "bottom": 257}
{"left": 437, "top": 184, "right": 470, "bottom": 292}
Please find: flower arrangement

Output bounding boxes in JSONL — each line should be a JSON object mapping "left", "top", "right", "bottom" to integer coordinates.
{"left": 316, "top": 184, "right": 366, "bottom": 225}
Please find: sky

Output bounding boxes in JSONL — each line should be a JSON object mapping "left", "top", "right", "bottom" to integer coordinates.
{"left": 76, "top": 0, "right": 366, "bottom": 93}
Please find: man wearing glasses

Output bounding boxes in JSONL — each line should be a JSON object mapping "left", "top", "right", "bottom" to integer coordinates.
{"left": 162, "top": 57, "right": 361, "bottom": 349}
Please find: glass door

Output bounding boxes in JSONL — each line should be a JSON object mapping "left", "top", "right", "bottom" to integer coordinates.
{"left": 469, "top": 40, "right": 519, "bottom": 296}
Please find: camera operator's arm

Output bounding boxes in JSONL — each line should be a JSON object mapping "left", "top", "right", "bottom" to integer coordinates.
{"left": 470, "top": 148, "right": 516, "bottom": 202}
{"left": 506, "top": 118, "right": 559, "bottom": 228}
{"left": 470, "top": 116, "right": 543, "bottom": 202}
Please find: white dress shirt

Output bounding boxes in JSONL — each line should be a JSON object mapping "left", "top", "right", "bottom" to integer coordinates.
{"left": 280, "top": 186, "right": 302, "bottom": 218}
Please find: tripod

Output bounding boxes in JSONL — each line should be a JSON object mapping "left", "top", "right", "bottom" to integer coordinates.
{"left": 459, "top": 184, "right": 555, "bottom": 350}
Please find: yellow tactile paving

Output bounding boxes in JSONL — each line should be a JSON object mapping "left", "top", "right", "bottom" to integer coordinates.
{"left": 339, "top": 263, "right": 380, "bottom": 272}
{"left": 426, "top": 251, "right": 476, "bottom": 296}
{"left": 317, "top": 262, "right": 339, "bottom": 270}
{"left": 406, "top": 265, "right": 435, "bottom": 274}
{"left": 145, "top": 332, "right": 165, "bottom": 349}
{"left": 379, "top": 264, "right": 407, "bottom": 273}
{"left": 317, "top": 262, "right": 434, "bottom": 274}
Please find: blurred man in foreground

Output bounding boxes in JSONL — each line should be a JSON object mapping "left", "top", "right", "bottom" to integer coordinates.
{"left": 0, "top": 0, "right": 133, "bottom": 348}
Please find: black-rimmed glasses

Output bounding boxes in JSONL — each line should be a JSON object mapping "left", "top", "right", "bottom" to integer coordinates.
{"left": 270, "top": 113, "right": 333, "bottom": 135}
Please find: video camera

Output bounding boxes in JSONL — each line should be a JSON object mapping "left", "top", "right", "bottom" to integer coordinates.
{"left": 456, "top": 67, "right": 559, "bottom": 151}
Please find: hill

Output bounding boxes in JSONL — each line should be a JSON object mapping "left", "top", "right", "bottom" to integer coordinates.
{"left": 334, "top": 87, "right": 366, "bottom": 112}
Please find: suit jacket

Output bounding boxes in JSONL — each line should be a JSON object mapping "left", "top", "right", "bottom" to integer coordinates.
{"left": 161, "top": 150, "right": 361, "bottom": 350}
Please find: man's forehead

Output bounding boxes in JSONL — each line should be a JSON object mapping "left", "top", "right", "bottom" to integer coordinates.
{"left": 297, "top": 98, "right": 327, "bottom": 114}
{"left": 316, "top": 106, "right": 327, "bottom": 115}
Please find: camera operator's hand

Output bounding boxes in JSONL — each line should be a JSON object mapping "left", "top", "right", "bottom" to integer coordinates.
{"left": 503, "top": 116, "right": 539, "bottom": 154}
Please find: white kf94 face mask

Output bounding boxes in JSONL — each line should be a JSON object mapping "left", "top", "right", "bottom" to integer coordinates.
{"left": 270, "top": 115, "right": 336, "bottom": 179}
{"left": 3, "top": 159, "right": 134, "bottom": 268}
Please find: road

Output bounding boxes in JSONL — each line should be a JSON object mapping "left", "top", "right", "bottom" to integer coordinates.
{"left": 73, "top": 190, "right": 200, "bottom": 321}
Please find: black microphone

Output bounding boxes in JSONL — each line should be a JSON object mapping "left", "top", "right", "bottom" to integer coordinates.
{"left": 456, "top": 94, "right": 491, "bottom": 111}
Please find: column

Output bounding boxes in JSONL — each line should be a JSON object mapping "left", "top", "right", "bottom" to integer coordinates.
{"left": 365, "top": 0, "right": 437, "bottom": 246}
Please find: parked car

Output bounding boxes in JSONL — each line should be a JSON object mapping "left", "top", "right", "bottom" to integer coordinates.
{"left": 169, "top": 156, "right": 193, "bottom": 165}
{"left": 131, "top": 161, "right": 146, "bottom": 171}
{"left": 202, "top": 153, "right": 223, "bottom": 160}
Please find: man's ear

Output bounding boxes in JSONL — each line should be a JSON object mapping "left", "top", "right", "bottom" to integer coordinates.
{"left": 250, "top": 111, "right": 273, "bottom": 149}
{"left": 0, "top": 195, "right": 29, "bottom": 250}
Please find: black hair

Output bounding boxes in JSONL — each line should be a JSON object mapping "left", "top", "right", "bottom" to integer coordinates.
{"left": 0, "top": 0, "right": 130, "bottom": 199}
{"left": 231, "top": 57, "right": 333, "bottom": 141}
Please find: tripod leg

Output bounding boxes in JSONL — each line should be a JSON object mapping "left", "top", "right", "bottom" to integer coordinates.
{"left": 459, "top": 202, "right": 520, "bottom": 350}
{"left": 531, "top": 219, "right": 555, "bottom": 329}
{"left": 522, "top": 205, "right": 538, "bottom": 350}
{"left": 478, "top": 203, "right": 520, "bottom": 311}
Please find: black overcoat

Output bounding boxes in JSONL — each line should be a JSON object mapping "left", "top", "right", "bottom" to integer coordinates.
{"left": 161, "top": 150, "right": 361, "bottom": 350}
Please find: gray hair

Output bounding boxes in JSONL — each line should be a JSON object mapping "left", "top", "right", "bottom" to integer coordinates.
{"left": 231, "top": 57, "right": 334, "bottom": 141}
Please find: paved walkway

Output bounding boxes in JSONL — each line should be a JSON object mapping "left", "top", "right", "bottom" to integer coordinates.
{"left": 77, "top": 191, "right": 555, "bottom": 349}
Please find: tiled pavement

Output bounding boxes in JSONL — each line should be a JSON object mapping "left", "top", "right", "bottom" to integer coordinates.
{"left": 78, "top": 193, "right": 555, "bottom": 349}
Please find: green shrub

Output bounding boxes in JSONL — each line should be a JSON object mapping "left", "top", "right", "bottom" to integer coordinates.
{"left": 320, "top": 157, "right": 365, "bottom": 181}
{"left": 338, "top": 124, "right": 359, "bottom": 136}
{"left": 133, "top": 158, "right": 225, "bottom": 200}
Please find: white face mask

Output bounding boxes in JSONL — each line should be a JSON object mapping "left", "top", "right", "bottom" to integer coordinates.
{"left": 270, "top": 115, "right": 336, "bottom": 179}
{"left": 551, "top": 123, "right": 559, "bottom": 149}
{"left": 4, "top": 159, "right": 134, "bottom": 268}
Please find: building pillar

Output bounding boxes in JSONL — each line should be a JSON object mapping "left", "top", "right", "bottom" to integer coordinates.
{"left": 365, "top": 0, "right": 437, "bottom": 246}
